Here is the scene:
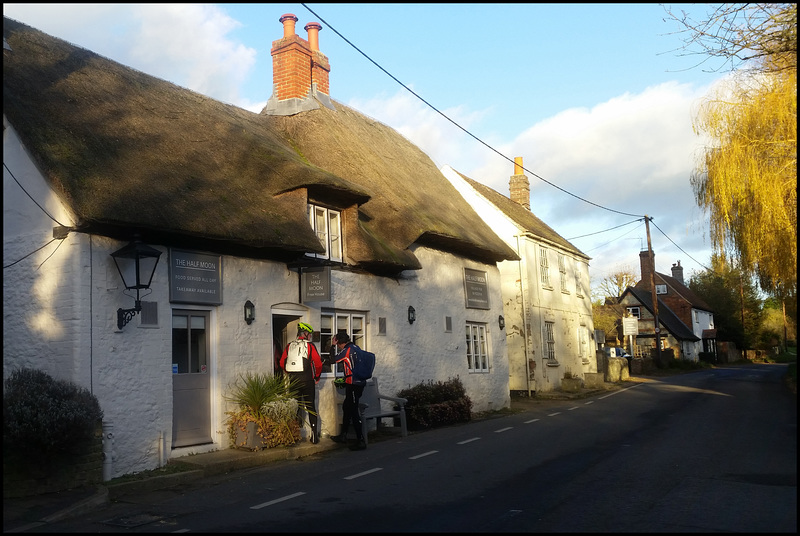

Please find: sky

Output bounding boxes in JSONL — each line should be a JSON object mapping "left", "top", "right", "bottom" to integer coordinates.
{"left": 3, "top": 3, "right": 731, "bottom": 295}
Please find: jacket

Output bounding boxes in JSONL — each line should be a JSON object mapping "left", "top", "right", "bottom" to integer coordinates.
{"left": 279, "top": 337, "right": 323, "bottom": 382}
{"left": 331, "top": 343, "right": 365, "bottom": 385}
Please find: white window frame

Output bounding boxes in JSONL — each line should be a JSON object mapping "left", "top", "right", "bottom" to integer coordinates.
{"left": 627, "top": 306, "right": 640, "bottom": 319}
{"left": 656, "top": 284, "right": 667, "bottom": 295}
{"left": 320, "top": 311, "right": 365, "bottom": 376}
{"left": 544, "top": 321, "right": 558, "bottom": 365}
{"left": 539, "top": 246, "right": 551, "bottom": 288}
{"left": 307, "top": 204, "right": 342, "bottom": 262}
{"left": 558, "top": 253, "right": 569, "bottom": 293}
{"left": 465, "top": 322, "right": 489, "bottom": 373}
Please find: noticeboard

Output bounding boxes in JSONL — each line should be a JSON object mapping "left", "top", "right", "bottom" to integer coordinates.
{"left": 623, "top": 316, "right": 639, "bottom": 336}
{"left": 169, "top": 249, "right": 222, "bottom": 305}
{"left": 464, "top": 268, "right": 490, "bottom": 310}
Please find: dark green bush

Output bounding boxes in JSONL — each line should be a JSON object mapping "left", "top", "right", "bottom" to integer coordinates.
{"left": 3, "top": 367, "right": 103, "bottom": 455}
{"left": 397, "top": 377, "right": 472, "bottom": 430}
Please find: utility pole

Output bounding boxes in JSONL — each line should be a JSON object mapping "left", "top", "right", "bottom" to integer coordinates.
{"left": 644, "top": 216, "right": 661, "bottom": 363}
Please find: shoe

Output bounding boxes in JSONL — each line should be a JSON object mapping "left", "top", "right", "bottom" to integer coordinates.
{"left": 329, "top": 434, "right": 347, "bottom": 444}
{"left": 350, "top": 439, "right": 367, "bottom": 451}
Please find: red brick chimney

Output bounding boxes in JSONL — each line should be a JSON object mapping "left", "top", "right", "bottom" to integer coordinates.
{"left": 509, "top": 156, "right": 530, "bottom": 210}
{"left": 640, "top": 249, "right": 654, "bottom": 288}
{"left": 262, "top": 13, "right": 334, "bottom": 115}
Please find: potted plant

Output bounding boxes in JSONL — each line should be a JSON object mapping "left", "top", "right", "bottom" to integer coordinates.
{"left": 224, "top": 373, "right": 311, "bottom": 450}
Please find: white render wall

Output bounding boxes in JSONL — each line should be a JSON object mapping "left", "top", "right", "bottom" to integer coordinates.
{"left": 4, "top": 119, "right": 511, "bottom": 477}
{"left": 440, "top": 165, "right": 596, "bottom": 393}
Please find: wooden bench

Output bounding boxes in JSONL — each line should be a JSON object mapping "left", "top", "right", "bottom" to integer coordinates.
{"left": 358, "top": 377, "right": 408, "bottom": 446}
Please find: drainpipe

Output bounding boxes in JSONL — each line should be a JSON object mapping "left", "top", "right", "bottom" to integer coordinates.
{"left": 516, "top": 235, "right": 532, "bottom": 397}
{"left": 102, "top": 420, "right": 114, "bottom": 481}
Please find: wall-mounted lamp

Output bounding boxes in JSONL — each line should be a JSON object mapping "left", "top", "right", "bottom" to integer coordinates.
{"left": 111, "top": 238, "right": 162, "bottom": 330}
{"left": 498, "top": 315, "right": 505, "bottom": 330}
{"left": 408, "top": 306, "right": 416, "bottom": 325}
{"left": 244, "top": 300, "right": 255, "bottom": 325}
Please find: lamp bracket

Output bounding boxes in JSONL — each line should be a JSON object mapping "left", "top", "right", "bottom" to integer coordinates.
{"left": 117, "top": 300, "right": 142, "bottom": 330}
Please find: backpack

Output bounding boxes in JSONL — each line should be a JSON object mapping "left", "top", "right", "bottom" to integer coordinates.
{"left": 285, "top": 339, "right": 308, "bottom": 372}
{"left": 350, "top": 347, "right": 375, "bottom": 382}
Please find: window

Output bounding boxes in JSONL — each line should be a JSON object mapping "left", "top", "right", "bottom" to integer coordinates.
{"left": 465, "top": 322, "right": 489, "bottom": 372}
{"left": 320, "top": 311, "right": 365, "bottom": 375}
{"left": 558, "top": 254, "right": 569, "bottom": 293}
{"left": 656, "top": 284, "right": 667, "bottom": 295}
{"left": 544, "top": 321, "right": 557, "bottom": 365}
{"left": 574, "top": 267, "right": 583, "bottom": 297}
{"left": 539, "top": 246, "right": 551, "bottom": 287}
{"left": 694, "top": 311, "right": 699, "bottom": 324}
{"left": 307, "top": 204, "right": 342, "bottom": 262}
{"left": 626, "top": 306, "right": 640, "bottom": 319}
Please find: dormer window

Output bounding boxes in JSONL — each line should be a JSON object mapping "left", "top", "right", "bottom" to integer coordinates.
{"left": 656, "top": 284, "right": 667, "bottom": 295}
{"left": 307, "top": 204, "right": 342, "bottom": 262}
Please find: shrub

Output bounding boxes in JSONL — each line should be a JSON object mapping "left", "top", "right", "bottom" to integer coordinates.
{"left": 3, "top": 367, "right": 103, "bottom": 456}
{"left": 397, "top": 377, "right": 472, "bottom": 431}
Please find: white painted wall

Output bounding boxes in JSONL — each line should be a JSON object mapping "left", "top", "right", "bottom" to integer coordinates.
{"left": 440, "top": 165, "right": 596, "bottom": 393}
{"left": 4, "top": 118, "right": 512, "bottom": 477}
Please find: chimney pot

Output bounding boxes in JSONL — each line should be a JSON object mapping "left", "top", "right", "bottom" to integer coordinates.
{"left": 509, "top": 156, "right": 530, "bottom": 210}
{"left": 280, "top": 13, "right": 298, "bottom": 37}
{"left": 305, "top": 22, "right": 322, "bottom": 51}
{"left": 514, "top": 156, "right": 524, "bottom": 176}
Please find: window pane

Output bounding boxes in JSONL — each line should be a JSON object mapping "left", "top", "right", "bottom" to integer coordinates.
{"left": 314, "top": 207, "right": 329, "bottom": 258}
{"left": 329, "top": 210, "right": 342, "bottom": 261}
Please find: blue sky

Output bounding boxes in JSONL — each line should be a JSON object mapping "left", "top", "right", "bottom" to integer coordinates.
{"left": 3, "top": 3, "right": 730, "bottom": 292}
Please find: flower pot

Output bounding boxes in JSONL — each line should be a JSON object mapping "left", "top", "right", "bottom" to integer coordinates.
{"left": 560, "top": 377, "right": 583, "bottom": 393}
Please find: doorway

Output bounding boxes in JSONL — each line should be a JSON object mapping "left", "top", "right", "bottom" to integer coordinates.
{"left": 171, "top": 309, "right": 212, "bottom": 448}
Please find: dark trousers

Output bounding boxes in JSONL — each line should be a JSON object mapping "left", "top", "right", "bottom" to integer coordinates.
{"left": 341, "top": 383, "right": 365, "bottom": 439}
{"left": 290, "top": 373, "right": 318, "bottom": 439}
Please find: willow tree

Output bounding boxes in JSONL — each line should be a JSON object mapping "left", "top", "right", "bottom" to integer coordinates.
{"left": 666, "top": 4, "right": 797, "bottom": 300}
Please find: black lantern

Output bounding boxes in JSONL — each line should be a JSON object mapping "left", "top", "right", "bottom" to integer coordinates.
{"left": 408, "top": 306, "right": 416, "bottom": 324}
{"left": 111, "top": 238, "right": 162, "bottom": 330}
{"left": 244, "top": 300, "right": 255, "bottom": 325}
{"left": 498, "top": 315, "right": 505, "bottom": 330}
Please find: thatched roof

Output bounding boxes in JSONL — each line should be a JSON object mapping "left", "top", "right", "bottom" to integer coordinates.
{"left": 452, "top": 169, "right": 589, "bottom": 261}
{"left": 3, "top": 17, "right": 518, "bottom": 274}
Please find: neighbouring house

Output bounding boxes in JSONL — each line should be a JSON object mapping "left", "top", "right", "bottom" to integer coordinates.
{"left": 441, "top": 158, "right": 595, "bottom": 394}
{"left": 3, "top": 14, "right": 521, "bottom": 478}
{"left": 617, "top": 251, "right": 716, "bottom": 361}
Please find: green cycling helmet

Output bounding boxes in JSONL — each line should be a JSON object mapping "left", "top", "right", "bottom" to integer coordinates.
{"left": 297, "top": 322, "right": 313, "bottom": 334}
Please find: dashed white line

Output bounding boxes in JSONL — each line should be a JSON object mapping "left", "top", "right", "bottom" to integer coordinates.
{"left": 409, "top": 450, "right": 438, "bottom": 459}
{"left": 344, "top": 467, "right": 383, "bottom": 480}
{"left": 251, "top": 491, "right": 306, "bottom": 510}
{"left": 547, "top": 412, "right": 561, "bottom": 417}
{"left": 567, "top": 406, "right": 580, "bottom": 411}
{"left": 524, "top": 418, "right": 540, "bottom": 423}
{"left": 458, "top": 437, "right": 481, "bottom": 444}
{"left": 494, "top": 426, "right": 514, "bottom": 433}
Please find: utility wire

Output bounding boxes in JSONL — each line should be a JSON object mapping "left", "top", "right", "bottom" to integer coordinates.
{"left": 568, "top": 218, "right": 643, "bottom": 240}
{"left": 301, "top": 4, "right": 644, "bottom": 219}
{"left": 650, "top": 218, "right": 712, "bottom": 272}
{"left": 3, "top": 161, "right": 73, "bottom": 269}
{"left": 3, "top": 162, "right": 69, "bottom": 228}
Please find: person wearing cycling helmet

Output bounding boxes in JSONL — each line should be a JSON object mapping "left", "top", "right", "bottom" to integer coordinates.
{"left": 327, "top": 331, "right": 367, "bottom": 450}
{"left": 279, "top": 322, "right": 323, "bottom": 444}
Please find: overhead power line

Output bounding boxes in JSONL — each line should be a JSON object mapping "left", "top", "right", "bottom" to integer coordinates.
{"left": 301, "top": 4, "right": 644, "bottom": 219}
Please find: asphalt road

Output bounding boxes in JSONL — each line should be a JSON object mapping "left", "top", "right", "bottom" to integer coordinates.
{"left": 28, "top": 363, "right": 797, "bottom": 532}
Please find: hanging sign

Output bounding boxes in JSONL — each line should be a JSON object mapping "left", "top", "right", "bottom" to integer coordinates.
{"left": 302, "top": 266, "right": 331, "bottom": 302}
